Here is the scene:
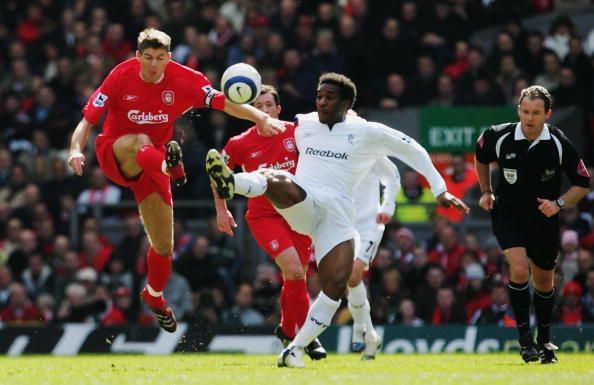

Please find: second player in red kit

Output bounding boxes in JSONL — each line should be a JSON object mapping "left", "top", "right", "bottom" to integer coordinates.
{"left": 213, "top": 85, "right": 326, "bottom": 360}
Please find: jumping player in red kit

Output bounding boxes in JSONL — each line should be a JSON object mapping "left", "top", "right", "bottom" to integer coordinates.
{"left": 212, "top": 85, "right": 326, "bottom": 359}
{"left": 67, "top": 29, "right": 284, "bottom": 332}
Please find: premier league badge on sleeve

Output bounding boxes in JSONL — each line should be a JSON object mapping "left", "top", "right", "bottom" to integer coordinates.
{"left": 162, "top": 90, "right": 174, "bottom": 105}
{"left": 283, "top": 138, "right": 296, "bottom": 152}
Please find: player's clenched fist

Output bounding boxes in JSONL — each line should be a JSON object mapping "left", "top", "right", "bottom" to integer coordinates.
{"left": 68, "top": 151, "right": 86, "bottom": 176}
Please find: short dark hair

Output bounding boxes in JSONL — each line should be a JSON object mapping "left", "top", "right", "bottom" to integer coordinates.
{"left": 258, "top": 84, "right": 280, "bottom": 105}
{"left": 518, "top": 85, "right": 552, "bottom": 111}
{"left": 137, "top": 28, "right": 171, "bottom": 52}
{"left": 318, "top": 72, "right": 357, "bottom": 109}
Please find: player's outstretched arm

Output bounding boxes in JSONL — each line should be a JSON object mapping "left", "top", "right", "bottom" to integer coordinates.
{"left": 222, "top": 102, "right": 285, "bottom": 136}
{"left": 373, "top": 123, "right": 469, "bottom": 215}
{"left": 375, "top": 157, "right": 400, "bottom": 223}
{"left": 68, "top": 118, "right": 93, "bottom": 176}
{"left": 436, "top": 191, "right": 470, "bottom": 214}
{"left": 210, "top": 182, "right": 237, "bottom": 236}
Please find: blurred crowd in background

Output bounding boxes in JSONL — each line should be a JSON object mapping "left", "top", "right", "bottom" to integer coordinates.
{"left": 1, "top": 0, "right": 594, "bottom": 329}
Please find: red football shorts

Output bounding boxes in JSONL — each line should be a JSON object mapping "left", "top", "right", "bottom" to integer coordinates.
{"left": 246, "top": 214, "right": 312, "bottom": 265}
{"left": 95, "top": 134, "right": 172, "bottom": 206}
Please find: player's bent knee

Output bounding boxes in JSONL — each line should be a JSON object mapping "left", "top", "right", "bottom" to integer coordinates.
{"left": 510, "top": 266, "right": 530, "bottom": 282}
{"left": 283, "top": 266, "right": 305, "bottom": 280}
{"left": 152, "top": 242, "right": 173, "bottom": 257}
{"left": 348, "top": 274, "right": 362, "bottom": 288}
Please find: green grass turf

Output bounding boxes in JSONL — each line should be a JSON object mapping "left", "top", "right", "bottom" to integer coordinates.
{"left": 1, "top": 354, "right": 593, "bottom": 385}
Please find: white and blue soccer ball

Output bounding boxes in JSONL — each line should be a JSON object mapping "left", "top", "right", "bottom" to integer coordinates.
{"left": 220, "top": 63, "right": 262, "bottom": 104}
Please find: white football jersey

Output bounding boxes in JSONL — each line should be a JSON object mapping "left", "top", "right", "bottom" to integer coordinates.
{"left": 294, "top": 112, "right": 446, "bottom": 200}
{"left": 354, "top": 157, "right": 400, "bottom": 234}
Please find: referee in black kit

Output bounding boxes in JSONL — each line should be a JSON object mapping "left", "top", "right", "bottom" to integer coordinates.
{"left": 474, "top": 85, "right": 590, "bottom": 364}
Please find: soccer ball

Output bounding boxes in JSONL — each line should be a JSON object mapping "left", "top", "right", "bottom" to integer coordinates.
{"left": 220, "top": 63, "right": 262, "bottom": 104}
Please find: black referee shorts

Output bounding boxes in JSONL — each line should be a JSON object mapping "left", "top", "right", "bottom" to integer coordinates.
{"left": 490, "top": 202, "right": 560, "bottom": 270}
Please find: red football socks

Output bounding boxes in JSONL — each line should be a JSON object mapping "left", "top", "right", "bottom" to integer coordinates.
{"left": 136, "top": 145, "right": 165, "bottom": 175}
{"left": 280, "top": 278, "right": 310, "bottom": 338}
{"left": 146, "top": 247, "right": 171, "bottom": 293}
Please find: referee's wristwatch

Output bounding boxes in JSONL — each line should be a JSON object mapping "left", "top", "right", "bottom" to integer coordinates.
{"left": 555, "top": 198, "right": 566, "bottom": 209}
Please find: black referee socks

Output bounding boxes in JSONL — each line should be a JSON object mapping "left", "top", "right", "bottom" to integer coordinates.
{"left": 534, "top": 288, "right": 555, "bottom": 345}
{"left": 508, "top": 281, "right": 531, "bottom": 336}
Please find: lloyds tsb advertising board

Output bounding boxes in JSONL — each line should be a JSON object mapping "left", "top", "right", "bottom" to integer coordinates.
{"left": 419, "top": 107, "right": 517, "bottom": 153}
{"left": 1, "top": 324, "right": 593, "bottom": 355}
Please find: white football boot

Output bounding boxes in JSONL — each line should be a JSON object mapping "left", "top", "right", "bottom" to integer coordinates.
{"left": 277, "top": 345, "right": 305, "bottom": 368}
{"left": 362, "top": 331, "right": 382, "bottom": 360}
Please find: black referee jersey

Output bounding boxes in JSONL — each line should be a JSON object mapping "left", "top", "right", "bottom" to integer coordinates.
{"left": 475, "top": 122, "right": 590, "bottom": 212}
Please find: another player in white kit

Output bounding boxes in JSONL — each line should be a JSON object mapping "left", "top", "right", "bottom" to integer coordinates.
{"left": 206, "top": 73, "right": 469, "bottom": 368}
{"left": 348, "top": 157, "right": 400, "bottom": 360}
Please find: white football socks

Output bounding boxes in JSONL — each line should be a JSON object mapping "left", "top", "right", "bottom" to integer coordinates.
{"left": 347, "top": 282, "right": 375, "bottom": 337}
{"left": 234, "top": 172, "right": 267, "bottom": 197}
{"left": 291, "top": 291, "right": 340, "bottom": 349}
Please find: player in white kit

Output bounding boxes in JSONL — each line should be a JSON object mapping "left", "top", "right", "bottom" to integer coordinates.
{"left": 348, "top": 157, "right": 400, "bottom": 360}
{"left": 206, "top": 73, "right": 469, "bottom": 368}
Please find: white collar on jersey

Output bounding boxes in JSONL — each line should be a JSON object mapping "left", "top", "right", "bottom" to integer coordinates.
{"left": 139, "top": 72, "right": 165, "bottom": 84}
{"left": 514, "top": 122, "right": 551, "bottom": 143}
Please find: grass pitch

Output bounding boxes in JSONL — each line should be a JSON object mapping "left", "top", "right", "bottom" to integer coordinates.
{"left": 1, "top": 353, "right": 593, "bottom": 385}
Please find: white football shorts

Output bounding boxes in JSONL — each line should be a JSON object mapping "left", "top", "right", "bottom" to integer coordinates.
{"left": 275, "top": 176, "right": 356, "bottom": 264}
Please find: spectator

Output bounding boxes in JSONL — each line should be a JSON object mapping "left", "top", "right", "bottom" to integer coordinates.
{"left": 543, "top": 15, "right": 574, "bottom": 61}
{"left": 175, "top": 235, "right": 225, "bottom": 293}
{"left": 470, "top": 281, "right": 514, "bottom": 326}
{"left": 7, "top": 228, "right": 39, "bottom": 280}
{"left": 0, "top": 217, "right": 24, "bottom": 265}
{"left": 534, "top": 50, "right": 561, "bottom": 91}
{"left": 310, "top": 29, "right": 343, "bottom": 75}
{"left": 415, "top": 265, "right": 445, "bottom": 322}
{"left": 99, "top": 257, "right": 134, "bottom": 293}
{"left": 336, "top": 14, "right": 366, "bottom": 86}
{"left": 110, "top": 214, "right": 143, "bottom": 271}
{"left": 397, "top": 298, "right": 424, "bottom": 326}
{"left": 36, "top": 292, "right": 56, "bottom": 322}
{"left": 402, "top": 246, "right": 430, "bottom": 295}
{"left": 377, "top": 73, "right": 414, "bottom": 109}
{"left": 496, "top": 54, "right": 523, "bottom": 104}
{"left": 53, "top": 249, "right": 80, "bottom": 304}
{"left": 431, "top": 286, "right": 467, "bottom": 325}
{"left": 552, "top": 66, "right": 586, "bottom": 108}
{"left": 251, "top": 263, "right": 282, "bottom": 321}
{"left": 55, "top": 281, "right": 107, "bottom": 323}
{"left": 430, "top": 74, "right": 456, "bottom": 107}
{"left": 462, "top": 263, "right": 491, "bottom": 320}
{"left": 0, "top": 283, "right": 45, "bottom": 323}
{"left": 21, "top": 253, "right": 54, "bottom": 299}
{"left": 76, "top": 166, "right": 122, "bottom": 214}
{"left": 79, "top": 229, "right": 114, "bottom": 273}
{"left": 368, "top": 18, "right": 413, "bottom": 82}
{"left": 487, "top": 31, "right": 518, "bottom": 73}
{"left": 564, "top": 37, "right": 592, "bottom": 98}
{"left": 409, "top": 54, "right": 438, "bottom": 105}
{"left": 554, "top": 280, "right": 584, "bottom": 325}
{"left": 522, "top": 31, "right": 545, "bottom": 78}
{"left": 394, "top": 169, "right": 435, "bottom": 224}
{"left": 102, "top": 23, "right": 133, "bottom": 64}
{"left": 222, "top": 283, "right": 265, "bottom": 326}
{"left": 436, "top": 154, "right": 478, "bottom": 222}
{"left": 102, "top": 286, "right": 135, "bottom": 325}
{"left": 428, "top": 225, "right": 466, "bottom": 281}
{"left": 0, "top": 164, "right": 29, "bottom": 210}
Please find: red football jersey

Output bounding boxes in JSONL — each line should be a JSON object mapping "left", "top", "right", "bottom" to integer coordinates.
{"left": 83, "top": 58, "right": 225, "bottom": 146}
{"left": 223, "top": 122, "right": 298, "bottom": 217}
